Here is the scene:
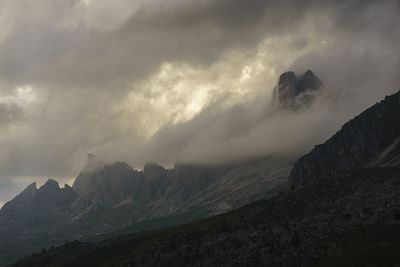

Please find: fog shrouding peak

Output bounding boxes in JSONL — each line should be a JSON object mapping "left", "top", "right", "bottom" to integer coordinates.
{"left": 273, "top": 69, "right": 322, "bottom": 110}
{"left": 0, "top": 0, "right": 399, "bottom": 204}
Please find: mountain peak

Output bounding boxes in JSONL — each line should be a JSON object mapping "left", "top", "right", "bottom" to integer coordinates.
{"left": 41, "top": 179, "right": 59, "bottom": 188}
{"left": 144, "top": 162, "right": 167, "bottom": 181}
{"left": 25, "top": 182, "right": 37, "bottom": 191}
{"left": 18, "top": 182, "right": 38, "bottom": 200}
{"left": 64, "top": 183, "right": 72, "bottom": 190}
{"left": 304, "top": 69, "right": 314, "bottom": 76}
{"left": 298, "top": 69, "right": 322, "bottom": 94}
{"left": 144, "top": 161, "right": 164, "bottom": 171}
{"left": 278, "top": 71, "right": 296, "bottom": 85}
{"left": 0, "top": 183, "right": 38, "bottom": 215}
{"left": 38, "top": 179, "right": 61, "bottom": 195}
{"left": 72, "top": 154, "right": 105, "bottom": 194}
{"left": 273, "top": 69, "right": 322, "bottom": 110}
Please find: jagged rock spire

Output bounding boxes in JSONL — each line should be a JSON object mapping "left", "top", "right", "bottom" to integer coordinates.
{"left": 273, "top": 69, "right": 322, "bottom": 110}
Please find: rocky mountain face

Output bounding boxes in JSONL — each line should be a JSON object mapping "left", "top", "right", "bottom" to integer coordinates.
{"left": 289, "top": 90, "right": 400, "bottom": 187}
{"left": 273, "top": 69, "right": 322, "bottom": 110}
{"left": 70, "top": 155, "right": 290, "bottom": 223}
{"left": 0, "top": 179, "right": 76, "bottom": 228}
{"left": 0, "top": 180, "right": 77, "bottom": 265}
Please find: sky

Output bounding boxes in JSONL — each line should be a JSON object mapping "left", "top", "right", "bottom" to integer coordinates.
{"left": 0, "top": 0, "right": 399, "bottom": 206}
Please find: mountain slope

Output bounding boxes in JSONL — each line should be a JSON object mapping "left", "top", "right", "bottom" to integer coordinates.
{"left": 289, "top": 90, "right": 400, "bottom": 187}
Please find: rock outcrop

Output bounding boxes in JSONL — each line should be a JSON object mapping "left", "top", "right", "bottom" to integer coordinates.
{"left": 289, "top": 90, "right": 400, "bottom": 187}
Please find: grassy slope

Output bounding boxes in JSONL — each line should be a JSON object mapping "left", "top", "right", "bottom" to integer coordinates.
{"left": 82, "top": 205, "right": 210, "bottom": 243}
{"left": 57, "top": 201, "right": 265, "bottom": 267}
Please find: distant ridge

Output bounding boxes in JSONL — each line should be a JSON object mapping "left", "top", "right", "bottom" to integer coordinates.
{"left": 0, "top": 155, "right": 290, "bottom": 265}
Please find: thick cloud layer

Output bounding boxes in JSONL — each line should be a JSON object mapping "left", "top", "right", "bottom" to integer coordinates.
{"left": 0, "top": 0, "right": 399, "bottom": 205}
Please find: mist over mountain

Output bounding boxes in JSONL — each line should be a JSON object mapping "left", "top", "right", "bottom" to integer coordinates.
{"left": 273, "top": 69, "right": 322, "bottom": 110}
{"left": 0, "top": 68, "right": 323, "bottom": 265}
{"left": 2, "top": 66, "right": 399, "bottom": 265}
{"left": 9, "top": 89, "right": 400, "bottom": 267}
{"left": 1, "top": 1, "right": 400, "bottom": 266}
{"left": 0, "top": 155, "right": 289, "bottom": 265}
{"left": 0, "top": 0, "right": 399, "bottom": 205}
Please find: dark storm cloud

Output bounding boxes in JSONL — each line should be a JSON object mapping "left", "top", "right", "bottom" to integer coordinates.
{"left": 0, "top": 0, "right": 317, "bottom": 89}
{"left": 41, "top": 0, "right": 400, "bottom": 90}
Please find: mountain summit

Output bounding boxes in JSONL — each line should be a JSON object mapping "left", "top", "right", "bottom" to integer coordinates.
{"left": 273, "top": 69, "right": 322, "bottom": 110}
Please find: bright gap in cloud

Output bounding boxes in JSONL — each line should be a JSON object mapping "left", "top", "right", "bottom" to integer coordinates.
{"left": 117, "top": 33, "right": 328, "bottom": 138}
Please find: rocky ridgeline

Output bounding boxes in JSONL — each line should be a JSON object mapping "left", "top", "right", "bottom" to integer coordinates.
{"left": 0, "top": 155, "right": 290, "bottom": 265}
{"left": 289, "top": 90, "right": 400, "bottom": 187}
